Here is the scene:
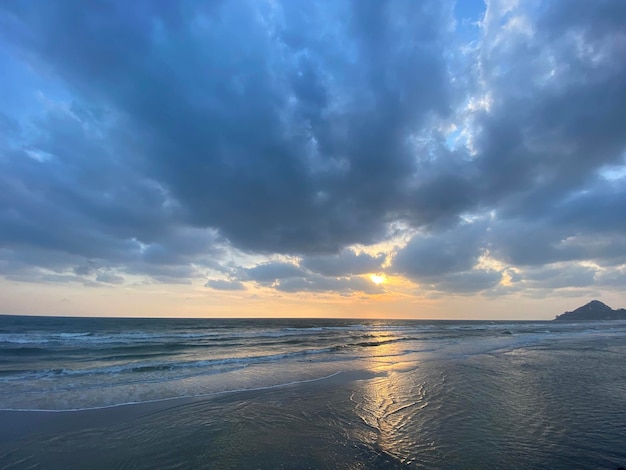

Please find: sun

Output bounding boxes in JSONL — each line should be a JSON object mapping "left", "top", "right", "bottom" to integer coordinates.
{"left": 370, "top": 274, "right": 386, "bottom": 285}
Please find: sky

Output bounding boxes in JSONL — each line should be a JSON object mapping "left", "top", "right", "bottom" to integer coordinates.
{"left": 0, "top": 0, "right": 625, "bottom": 320}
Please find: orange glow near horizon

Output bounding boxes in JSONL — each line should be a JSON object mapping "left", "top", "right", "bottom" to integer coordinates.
{"left": 0, "top": 276, "right": 619, "bottom": 321}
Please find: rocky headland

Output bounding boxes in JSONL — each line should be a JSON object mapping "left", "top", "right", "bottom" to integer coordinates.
{"left": 554, "top": 300, "right": 626, "bottom": 321}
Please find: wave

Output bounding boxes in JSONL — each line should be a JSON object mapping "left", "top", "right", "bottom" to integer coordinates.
{"left": 0, "top": 371, "right": 345, "bottom": 413}
{"left": 0, "top": 346, "right": 339, "bottom": 383}
{"left": 0, "top": 329, "right": 327, "bottom": 346}
{"left": 0, "top": 322, "right": 448, "bottom": 347}
{"left": 0, "top": 329, "right": 403, "bottom": 356}
{"left": 349, "top": 337, "right": 414, "bottom": 348}
{"left": 0, "top": 346, "right": 50, "bottom": 356}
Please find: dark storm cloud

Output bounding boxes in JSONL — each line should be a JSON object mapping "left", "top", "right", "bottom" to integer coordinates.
{"left": 1, "top": 0, "right": 626, "bottom": 294}
{"left": 427, "top": 270, "right": 502, "bottom": 294}
{"left": 471, "top": 0, "right": 626, "bottom": 216}
{"left": 393, "top": 222, "right": 488, "bottom": 279}
{"left": 521, "top": 264, "right": 597, "bottom": 290}
{"left": 0, "top": 105, "right": 178, "bottom": 260}
{"left": 0, "top": 0, "right": 453, "bottom": 255}
{"left": 0, "top": 101, "right": 225, "bottom": 283}
{"left": 487, "top": 178, "right": 626, "bottom": 268}
{"left": 243, "top": 262, "right": 307, "bottom": 285}
{"left": 300, "top": 249, "right": 385, "bottom": 277}
{"left": 391, "top": 220, "right": 502, "bottom": 294}
{"left": 389, "top": 0, "right": 626, "bottom": 293}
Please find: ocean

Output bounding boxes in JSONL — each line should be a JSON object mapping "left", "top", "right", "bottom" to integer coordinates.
{"left": 1, "top": 315, "right": 625, "bottom": 469}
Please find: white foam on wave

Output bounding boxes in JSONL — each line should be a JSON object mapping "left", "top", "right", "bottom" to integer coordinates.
{"left": 0, "top": 345, "right": 340, "bottom": 384}
{"left": 0, "top": 371, "right": 344, "bottom": 413}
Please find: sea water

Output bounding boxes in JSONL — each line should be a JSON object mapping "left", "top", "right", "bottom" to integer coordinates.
{"left": 1, "top": 315, "right": 625, "bottom": 468}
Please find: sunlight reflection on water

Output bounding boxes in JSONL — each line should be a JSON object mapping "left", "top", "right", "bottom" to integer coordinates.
{"left": 351, "top": 336, "right": 442, "bottom": 467}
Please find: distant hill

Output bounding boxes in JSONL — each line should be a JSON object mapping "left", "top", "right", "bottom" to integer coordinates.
{"left": 554, "top": 300, "right": 626, "bottom": 321}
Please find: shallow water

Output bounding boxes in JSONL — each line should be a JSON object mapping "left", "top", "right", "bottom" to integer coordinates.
{"left": 1, "top": 316, "right": 626, "bottom": 468}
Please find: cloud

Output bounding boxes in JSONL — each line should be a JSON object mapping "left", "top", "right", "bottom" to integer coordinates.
{"left": 521, "top": 264, "right": 597, "bottom": 290}
{"left": 0, "top": 0, "right": 625, "bottom": 296}
{"left": 205, "top": 279, "right": 246, "bottom": 291}
{"left": 300, "top": 249, "right": 385, "bottom": 277}
{"left": 95, "top": 272, "right": 125, "bottom": 285}
{"left": 595, "top": 266, "right": 626, "bottom": 288}
{"left": 472, "top": 0, "right": 626, "bottom": 217}
{"left": 0, "top": 0, "right": 454, "bottom": 255}
{"left": 393, "top": 221, "right": 488, "bottom": 279}
{"left": 243, "top": 262, "right": 307, "bottom": 284}
{"left": 487, "top": 179, "right": 626, "bottom": 268}
{"left": 242, "top": 260, "right": 382, "bottom": 295}
{"left": 428, "top": 269, "right": 503, "bottom": 294}
{"left": 275, "top": 273, "right": 382, "bottom": 295}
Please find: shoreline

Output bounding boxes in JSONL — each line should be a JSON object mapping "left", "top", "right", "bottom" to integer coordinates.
{"left": 0, "top": 370, "right": 347, "bottom": 414}
{"left": 0, "top": 398, "right": 181, "bottom": 444}
{"left": 0, "top": 369, "right": 377, "bottom": 444}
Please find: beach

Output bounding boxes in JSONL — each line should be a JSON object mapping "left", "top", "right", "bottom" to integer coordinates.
{"left": 1, "top": 317, "right": 626, "bottom": 468}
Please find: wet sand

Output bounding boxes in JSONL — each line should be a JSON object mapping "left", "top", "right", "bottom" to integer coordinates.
{"left": 0, "top": 398, "right": 190, "bottom": 444}
{"left": 1, "top": 371, "right": 377, "bottom": 469}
